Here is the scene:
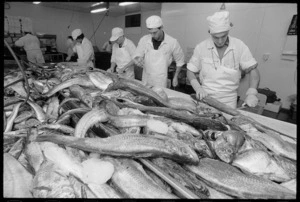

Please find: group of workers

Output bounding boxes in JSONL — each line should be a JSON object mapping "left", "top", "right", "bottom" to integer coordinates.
{"left": 14, "top": 10, "right": 260, "bottom": 109}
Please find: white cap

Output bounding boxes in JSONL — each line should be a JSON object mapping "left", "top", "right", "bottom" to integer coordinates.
{"left": 207, "top": 11, "right": 231, "bottom": 34}
{"left": 72, "top": 29, "right": 82, "bottom": 40}
{"left": 146, "top": 15, "right": 163, "bottom": 29}
{"left": 110, "top": 27, "right": 124, "bottom": 42}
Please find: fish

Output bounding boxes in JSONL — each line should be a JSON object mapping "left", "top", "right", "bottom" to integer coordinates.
{"left": 143, "top": 167, "right": 173, "bottom": 194}
{"left": 280, "top": 179, "right": 296, "bottom": 193}
{"left": 23, "top": 99, "right": 47, "bottom": 123}
{"left": 74, "top": 108, "right": 108, "bottom": 138}
{"left": 8, "top": 137, "right": 25, "bottom": 159}
{"left": 35, "top": 133, "right": 199, "bottom": 165}
{"left": 151, "top": 157, "right": 210, "bottom": 198}
{"left": 151, "top": 86, "right": 169, "bottom": 101}
{"left": 167, "top": 96, "right": 197, "bottom": 113}
{"left": 232, "top": 149, "right": 292, "bottom": 182}
{"left": 14, "top": 110, "right": 34, "bottom": 123}
{"left": 69, "top": 84, "right": 93, "bottom": 108}
{"left": 45, "top": 75, "right": 95, "bottom": 97}
{"left": 86, "top": 71, "right": 113, "bottom": 91}
{"left": 107, "top": 97, "right": 228, "bottom": 131}
{"left": 4, "top": 153, "right": 33, "bottom": 198}
{"left": 3, "top": 112, "right": 7, "bottom": 132}
{"left": 5, "top": 102, "right": 22, "bottom": 132}
{"left": 38, "top": 123, "right": 75, "bottom": 134}
{"left": 57, "top": 97, "right": 81, "bottom": 114}
{"left": 232, "top": 117, "right": 296, "bottom": 160}
{"left": 87, "top": 183, "right": 122, "bottom": 198}
{"left": 39, "top": 141, "right": 84, "bottom": 180}
{"left": 46, "top": 96, "right": 60, "bottom": 119}
{"left": 32, "top": 160, "right": 76, "bottom": 198}
{"left": 212, "top": 130, "right": 246, "bottom": 163}
{"left": 185, "top": 158, "right": 296, "bottom": 199}
{"left": 196, "top": 101, "right": 223, "bottom": 116}
{"left": 105, "top": 157, "right": 179, "bottom": 199}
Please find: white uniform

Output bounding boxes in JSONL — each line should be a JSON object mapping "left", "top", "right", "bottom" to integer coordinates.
{"left": 15, "top": 34, "right": 45, "bottom": 64}
{"left": 73, "top": 37, "right": 94, "bottom": 68}
{"left": 134, "top": 33, "right": 185, "bottom": 88}
{"left": 111, "top": 37, "right": 136, "bottom": 79}
{"left": 187, "top": 36, "right": 257, "bottom": 109}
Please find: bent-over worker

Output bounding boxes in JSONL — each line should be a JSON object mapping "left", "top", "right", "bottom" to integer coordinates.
{"left": 71, "top": 29, "right": 95, "bottom": 69}
{"left": 187, "top": 10, "right": 260, "bottom": 109}
{"left": 107, "top": 27, "right": 136, "bottom": 80}
{"left": 133, "top": 15, "right": 185, "bottom": 88}
{"left": 65, "top": 36, "right": 77, "bottom": 62}
{"left": 14, "top": 31, "right": 45, "bottom": 64}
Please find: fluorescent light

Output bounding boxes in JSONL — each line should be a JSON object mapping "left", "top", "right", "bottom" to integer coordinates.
{"left": 33, "top": 2, "right": 41, "bottom": 4}
{"left": 91, "top": 8, "right": 107, "bottom": 13}
{"left": 91, "top": 2, "right": 104, "bottom": 7}
{"left": 119, "top": 2, "right": 137, "bottom": 6}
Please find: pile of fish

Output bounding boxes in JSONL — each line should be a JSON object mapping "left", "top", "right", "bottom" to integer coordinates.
{"left": 4, "top": 62, "right": 296, "bottom": 199}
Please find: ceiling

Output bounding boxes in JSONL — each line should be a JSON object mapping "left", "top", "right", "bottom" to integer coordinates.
{"left": 28, "top": 2, "right": 161, "bottom": 16}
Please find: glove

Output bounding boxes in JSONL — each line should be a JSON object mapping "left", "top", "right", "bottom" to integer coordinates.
{"left": 190, "top": 79, "right": 208, "bottom": 100}
{"left": 133, "top": 56, "right": 144, "bottom": 67}
{"left": 244, "top": 88, "right": 258, "bottom": 107}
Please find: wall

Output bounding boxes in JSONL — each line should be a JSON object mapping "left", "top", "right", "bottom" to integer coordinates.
{"left": 4, "top": 2, "right": 95, "bottom": 53}
{"left": 161, "top": 3, "right": 297, "bottom": 109}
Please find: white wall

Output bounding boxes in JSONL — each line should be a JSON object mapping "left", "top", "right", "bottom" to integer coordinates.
{"left": 5, "top": 2, "right": 95, "bottom": 54}
{"left": 162, "top": 3, "right": 297, "bottom": 109}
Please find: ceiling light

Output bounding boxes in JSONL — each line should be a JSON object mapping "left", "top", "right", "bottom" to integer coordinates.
{"left": 91, "top": 8, "right": 107, "bottom": 13}
{"left": 90, "top": 2, "right": 109, "bottom": 13}
{"left": 118, "top": 2, "right": 138, "bottom": 6}
{"left": 91, "top": 2, "right": 104, "bottom": 7}
{"left": 33, "top": 2, "right": 41, "bottom": 4}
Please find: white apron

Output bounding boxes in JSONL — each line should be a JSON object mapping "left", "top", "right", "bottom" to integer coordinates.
{"left": 200, "top": 57, "right": 241, "bottom": 109}
{"left": 76, "top": 45, "right": 94, "bottom": 69}
{"left": 142, "top": 49, "right": 168, "bottom": 88}
{"left": 115, "top": 47, "right": 135, "bottom": 80}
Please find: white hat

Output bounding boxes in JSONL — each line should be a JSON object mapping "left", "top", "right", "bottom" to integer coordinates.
{"left": 146, "top": 15, "right": 163, "bottom": 29}
{"left": 207, "top": 11, "right": 231, "bottom": 34}
{"left": 110, "top": 27, "right": 124, "bottom": 42}
{"left": 72, "top": 29, "right": 82, "bottom": 40}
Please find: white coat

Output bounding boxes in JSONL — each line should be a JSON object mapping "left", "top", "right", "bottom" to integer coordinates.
{"left": 111, "top": 38, "right": 136, "bottom": 79}
{"left": 73, "top": 37, "right": 94, "bottom": 68}
{"left": 187, "top": 36, "right": 257, "bottom": 109}
{"left": 14, "top": 33, "right": 45, "bottom": 64}
{"left": 134, "top": 33, "right": 185, "bottom": 88}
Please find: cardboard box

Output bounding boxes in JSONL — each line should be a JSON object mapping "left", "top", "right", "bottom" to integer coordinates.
{"left": 264, "top": 102, "right": 282, "bottom": 113}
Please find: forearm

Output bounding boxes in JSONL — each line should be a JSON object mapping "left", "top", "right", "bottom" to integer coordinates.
{"left": 123, "top": 60, "right": 135, "bottom": 70}
{"left": 187, "top": 70, "right": 201, "bottom": 91}
{"left": 249, "top": 68, "right": 260, "bottom": 89}
{"left": 173, "top": 65, "right": 182, "bottom": 78}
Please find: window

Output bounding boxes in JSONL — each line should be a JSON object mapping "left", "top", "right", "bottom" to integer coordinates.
{"left": 125, "top": 14, "right": 141, "bottom": 28}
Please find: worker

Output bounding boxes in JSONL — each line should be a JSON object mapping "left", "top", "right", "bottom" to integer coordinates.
{"left": 102, "top": 40, "right": 112, "bottom": 53}
{"left": 71, "top": 28, "right": 94, "bottom": 69}
{"left": 107, "top": 27, "right": 136, "bottom": 80}
{"left": 133, "top": 15, "right": 185, "bottom": 88}
{"left": 186, "top": 10, "right": 260, "bottom": 109}
{"left": 14, "top": 31, "right": 45, "bottom": 64}
{"left": 65, "top": 36, "right": 77, "bottom": 62}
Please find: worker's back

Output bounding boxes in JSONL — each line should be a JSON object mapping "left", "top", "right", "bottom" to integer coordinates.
{"left": 15, "top": 34, "right": 41, "bottom": 51}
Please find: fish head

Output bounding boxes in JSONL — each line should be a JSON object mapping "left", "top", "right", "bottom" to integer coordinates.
{"left": 194, "top": 139, "right": 214, "bottom": 158}
{"left": 214, "top": 136, "right": 235, "bottom": 163}
{"left": 203, "top": 130, "right": 223, "bottom": 141}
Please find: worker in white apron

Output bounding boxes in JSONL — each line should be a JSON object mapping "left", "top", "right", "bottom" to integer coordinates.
{"left": 107, "top": 27, "right": 136, "bottom": 80}
{"left": 72, "top": 29, "right": 95, "bottom": 69}
{"left": 14, "top": 32, "right": 45, "bottom": 64}
{"left": 133, "top": 15, "right": 185, "bottom": 88}
{"left": 187, "top": 11, "right": 260, "bottom": 109}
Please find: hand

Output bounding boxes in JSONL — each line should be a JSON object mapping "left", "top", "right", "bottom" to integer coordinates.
{"left": 244, "top": 94, "right": 258, "bottom": 107}
{"left": 172, "top": 77, "right": 178, "bottom": 87}
{"left": 195, "top": 87, "right": 208, "bottom": 100}
{"left": 117, "top": 68, "right": 125, "bottom": 74}
{"left": 133, "top": 56, "right": 144, "bottom": 67}
{"left": 66, "top": 56, "right": 71, "bottom": 62}
{"left": 107, "top": 68, "right": 113, "bottom": 73}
